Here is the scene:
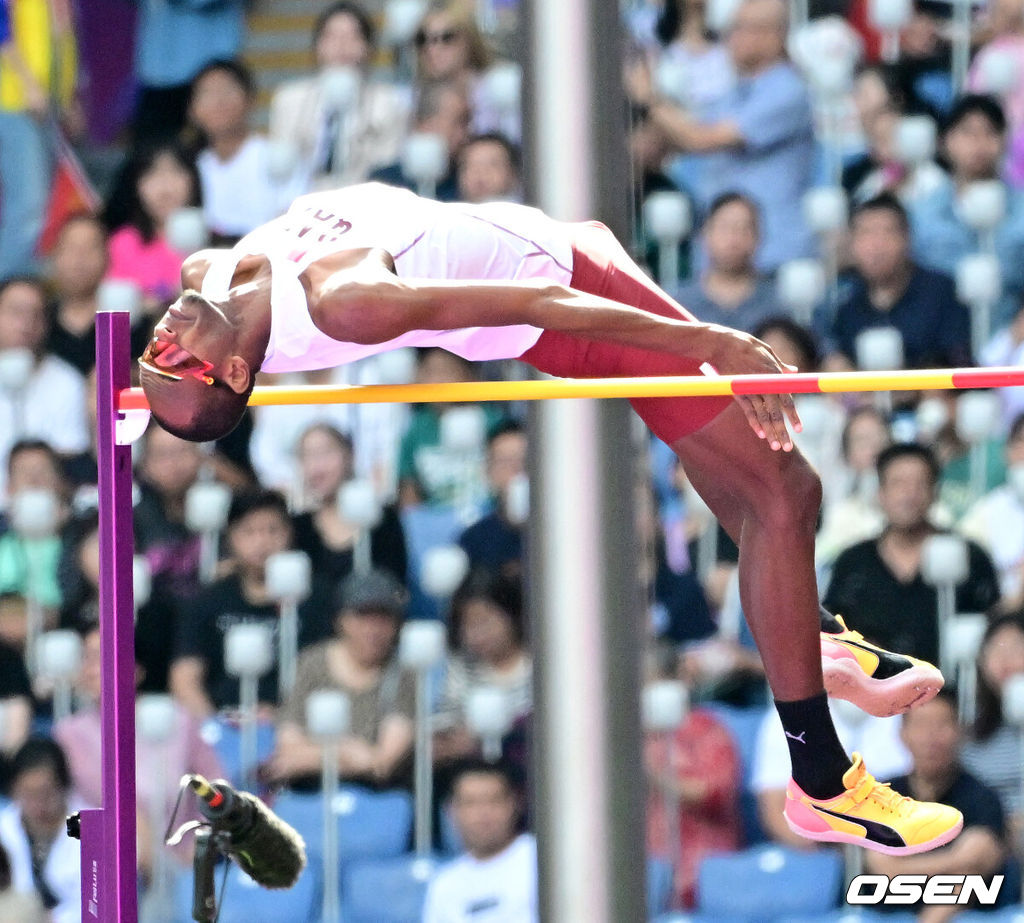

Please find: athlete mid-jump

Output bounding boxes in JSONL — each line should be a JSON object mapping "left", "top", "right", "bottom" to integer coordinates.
{"left": 140, "top": 182, "right": 958, "bottom": 854}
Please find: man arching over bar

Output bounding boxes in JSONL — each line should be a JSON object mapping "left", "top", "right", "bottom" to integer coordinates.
{"left": 139, "top": 181, "right": 961, "bottom": 855}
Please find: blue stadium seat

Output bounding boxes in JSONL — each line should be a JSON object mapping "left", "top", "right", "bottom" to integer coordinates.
{"left": 340, "top": 853, "right": 442, "bottom": 923}
{"left": 172, "top": 858, "right": 319, "bottom": 923}
{"left": 647, "top": 856, "right": 675, "bottom": 919}
{"left": 400, "top": 504, "right": 464, "bottom": 620}
{"left": 697, "top": 845, "right": 843, "bottom": 919}
{"left": 199, "top": 716, "right": 276, "bottom": 788}
{"left": 272, "top": 785, "right": 413, "bottom": 865}
{"left": 702, "top": 703, "right": 771, "bottom": 845}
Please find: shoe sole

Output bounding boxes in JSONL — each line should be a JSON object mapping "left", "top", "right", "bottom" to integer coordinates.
{"left": 784, "top": 808, "right": 963, "bottom": 856}
{"left": 822, "top": 655, "right": 944, "bottom": 718}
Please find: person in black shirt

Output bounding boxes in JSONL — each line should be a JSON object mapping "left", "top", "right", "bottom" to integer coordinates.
{"left": 170, "top": 489, "right": 332, "bottom": 717}
{"left": 867, "top": 689, "right": 1011, "bottom": 901}
{"left": 824, "top": 443, "right": 1000, "bottom": 666}
{"left": 44, "top": 214, "right": 109, "bottom": 377}
{"left": 458, "top": 420, "right": 527, "bottom": 578}
{"left": 290, "top": 423, "right": 406, "bottom": 585}
{"left": 827, "top": 194, "right": 972, "bottom": 370}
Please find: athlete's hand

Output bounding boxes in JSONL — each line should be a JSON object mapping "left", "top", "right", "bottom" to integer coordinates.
{"left": 706, "top": 327, "right": 803, "bottom": 452}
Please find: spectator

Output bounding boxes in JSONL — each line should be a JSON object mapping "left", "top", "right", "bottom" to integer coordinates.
{"left": 980, "top": 300, "right": 1024, "bottom": 427}
{"left": 644, "top": 668, "right": 742, "bottom": 908}
{"left": 433, "top": 571, "right": 532, "bottom": 770}
{"left": 823, "top": 443, "right": 1000, "bottom": 666}
{"left": 131, "top": 0, "right": 244, "bottom": 142}
{"left": 132, "top": 427, "right": 205, "bottom": 601}
{"left": 0, "top": 630, "right": 32, "bottom": 791}
{"left": 0, "top": 277, "right": 89, "bottom": 502}
{"left": 290, "top": 423, "right": 407, "bottom": 585}
{"left": 960, "top": 412, "right": 1024, "bottom": 607}
{"left": 651, "top": 0, "right": 734, "bottom": 118}
{"left": 0, "top": 738, "right": 80, "bottom": 923}
{"left": 169, "top": 490, "right": 332, "bottom": 718}
{"left": 456, "top": 132, "right": 521, "bottom": 204}
{"left": 458, "top": 421, "right": 527, "bottom": 578}
{"left": 891, "top": 4, "right": 953, "bottom": 116}
{"left": 422, "top": 758, "right": 536, "bottom": 923}
{"left": 103, "top": 141, "right": 201, "bottom": 317}
{"left": 248, "top": 356, "right": 411, "bottom": 498}
{"left": 675, "top": 193, "right": 784, "bottom": 333}
{"left": 268, "top": 1, "right": 409, "bottom": 193}
{"left": 752, "top": 698, "right": 911, "bottom": 849}
{"left": 53, "top": 624, "right": 224, "bottom": 864}
{"left": 57, "top": 515, "right": 176, "bottom": 693}
{"left": 910, "top": 94, "right": 1024, "bottom": 329}
{"left": 865, "top": 690, "right": 1009, "bottom": 893}
{"left": 369, "top": 79, "right": 471, "bottom": 202}
{"left": 45, "top": 214, "right": 109, "bottom": 376}
{"left": 646, "top": 0, "right": 734, "bottom": 197}
{"left": 265, "top": 569, "right": 415, "bottom": 790}
{"left": 627, "top": 0, "right": 816, "bottom": 272}
{"left": 961, "top": 613, "right": 1024, "bottom": 820}
{"left": 413, "top": 2, "right": 520, "bottom": 142}
{"left": 828, "top": 194, "right": 973, "bottom": 369}
{"left": 0, "top": 440, "right": 69, "bottom": 613}
{"left": 969, "top": 0, "right": 1024, "bottom": 185}
{"left": 189, "top": 59, "right": 302, "bottom": 243}
{"left": 397, "top": 348, "right": 508, "bottom": 511}
{"left": 0, "top": 841, "right": 45, "bottom": 923}
{"left": 841, "top": 65, "right": 946, "bottom": 205}
{"left": 815, "top": 406, "right": 891, "bottom": 566}
{"left": 0, "top": 0, "right": 76, "bottom": 279}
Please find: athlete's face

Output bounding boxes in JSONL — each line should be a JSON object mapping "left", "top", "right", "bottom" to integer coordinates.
{"left": 149, "top": 291, "right": 238, "bottom": 377}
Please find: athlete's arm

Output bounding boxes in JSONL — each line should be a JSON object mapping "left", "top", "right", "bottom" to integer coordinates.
{"left": 309, "top": 249, "right": 801, "bottom": 450}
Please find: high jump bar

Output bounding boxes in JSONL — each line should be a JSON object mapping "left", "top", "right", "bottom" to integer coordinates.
{"left": 119, "top": 365, "right": 1024, "bottom": 410}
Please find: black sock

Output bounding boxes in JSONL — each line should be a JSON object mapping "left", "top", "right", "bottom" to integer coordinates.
{"left": 819, "top": 605, "right": 844, "bottom": 635}
{"left": 775, "top": 692, "right": 851, "bottom": 799}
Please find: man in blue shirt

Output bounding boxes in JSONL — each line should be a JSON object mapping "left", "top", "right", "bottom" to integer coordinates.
{"left": 910, "top": 94, "right": 1024, "bottom": 331}
{"left": 627, "top": 0, "right": 816, "bottom": 272}
{"left": 829, "top": 193, "right": 972, "bottom": 369}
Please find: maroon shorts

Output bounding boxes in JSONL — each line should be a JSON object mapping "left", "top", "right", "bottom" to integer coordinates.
{"left": 517, "top": 221, "right": 732, "bottom": 444}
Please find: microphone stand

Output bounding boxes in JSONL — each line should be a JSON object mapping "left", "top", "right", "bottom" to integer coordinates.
{"left": 191, "top": 828, "right": 220, "bottom": 923}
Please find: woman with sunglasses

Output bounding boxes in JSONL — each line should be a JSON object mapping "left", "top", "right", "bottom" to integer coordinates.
{"left": 138, "top": 178, "right": 964, "bottom": 859}
{"left": 267, "top": 1, "right": 408, "bottom": 193}
{"left": 413, "top": 2, "right": 521, "bottom": 142}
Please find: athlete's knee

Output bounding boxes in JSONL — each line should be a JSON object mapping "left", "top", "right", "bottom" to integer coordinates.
{"left": 752, "top": 455, "right": 821, "bottom": 536}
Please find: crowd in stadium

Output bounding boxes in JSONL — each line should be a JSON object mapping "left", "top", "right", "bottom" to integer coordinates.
{"left": 2, "top": 0, "right": 1024, "bottom": 919}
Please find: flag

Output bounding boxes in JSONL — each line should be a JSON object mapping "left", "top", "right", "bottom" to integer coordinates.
{"left": 37, "top": 126, "right": 100, "bottom": 255}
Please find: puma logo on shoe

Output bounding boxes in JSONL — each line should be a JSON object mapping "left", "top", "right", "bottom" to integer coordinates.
{"left": 785, "top": 730, "right": 807, "bottom": 744}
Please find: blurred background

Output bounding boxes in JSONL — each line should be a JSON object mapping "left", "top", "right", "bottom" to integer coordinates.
{"left": 3, "top": 0, "right": 1024, "bottom": 919}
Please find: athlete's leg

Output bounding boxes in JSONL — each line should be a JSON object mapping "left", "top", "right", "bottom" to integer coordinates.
{"left": 671, "top": 402, "right": 823, "bottom": 700}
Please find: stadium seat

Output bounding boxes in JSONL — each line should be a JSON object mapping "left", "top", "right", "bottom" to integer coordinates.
{"left": 172, "top": 858, "right": 319, "bottom": 923}
{"left": 697, "top": 845, "right": 843, "bottom": 919}
{"left": 340, "top": 853, "right": 442, "bottom": 923}
{"left": 199, "top": 716, "right": 276, "bottom": 788}
{"left": 702, "top": 702, "right": 771, "bottom": 845}
{"left": 647, "top": 855, "right": 675, "bottom": 919}
{"left": 272, "top": 785, "right": 413, "bottom": 865}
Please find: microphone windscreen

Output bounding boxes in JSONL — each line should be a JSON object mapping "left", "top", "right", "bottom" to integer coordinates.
{"left": 227, "top": 792, "right": 307, "bottom": 889}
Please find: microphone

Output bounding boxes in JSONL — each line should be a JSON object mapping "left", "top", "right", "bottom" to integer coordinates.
{"left": 186, "top": 774, "right": 307, "bottom": 890}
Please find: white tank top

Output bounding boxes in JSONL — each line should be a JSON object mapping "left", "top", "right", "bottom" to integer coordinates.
{"left": 200, "top": 183, "right": 574, "bottom": 373}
